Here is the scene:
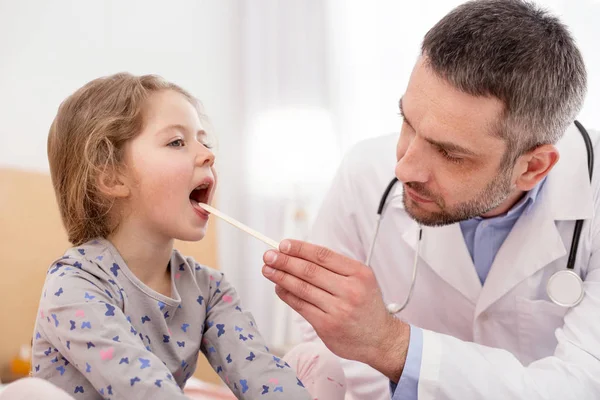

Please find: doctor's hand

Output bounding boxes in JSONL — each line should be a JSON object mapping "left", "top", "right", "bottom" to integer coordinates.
{"left": 262, "top": 239, "right": 410, "bottom": 383}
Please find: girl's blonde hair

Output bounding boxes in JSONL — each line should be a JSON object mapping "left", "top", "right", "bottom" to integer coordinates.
{"left": 48, "top": 72, "right": 202, "bottom": 246}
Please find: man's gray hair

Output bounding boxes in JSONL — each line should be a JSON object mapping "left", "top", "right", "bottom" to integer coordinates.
{"left": 422, "top": 0, "right": 587, "bottom": 165}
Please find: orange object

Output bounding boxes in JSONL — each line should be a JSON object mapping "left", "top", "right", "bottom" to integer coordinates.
{"left": 10, "top": 344, "right": 32, "bottom": 378}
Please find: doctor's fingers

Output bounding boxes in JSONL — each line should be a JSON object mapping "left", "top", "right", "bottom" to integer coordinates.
{"left": 263, "top": 249, "right": 343, "bottom": 295}
{"left": 262, "top": 263, "right": 337, "bottom": 314}
{"left": 277, "top": 239, "right": 362, "bottom": 277}
{"left": 273, "top": 284, "right": 327, "bottom": 326}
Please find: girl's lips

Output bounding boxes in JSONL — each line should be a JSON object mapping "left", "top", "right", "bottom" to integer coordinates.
{"left": 191, "top": 200, "right": 210, "bottom": 219}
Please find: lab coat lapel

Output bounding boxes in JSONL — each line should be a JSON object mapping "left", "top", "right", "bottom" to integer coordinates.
{"left": 402, "top": 222, "right": 482, "bottom": 305}
{"left": 475, "top": 124, "right": 594, "bottom": 317}
{"left": 474, "top": 195, "right": 566, "bottom": 317}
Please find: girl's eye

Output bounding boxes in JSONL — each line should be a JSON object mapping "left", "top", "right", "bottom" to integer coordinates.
{"left": 202, "top": 142, "right": 214, "bottom": 150}
{"left": 168, "top": 139, "right": 185, "bottom": 147}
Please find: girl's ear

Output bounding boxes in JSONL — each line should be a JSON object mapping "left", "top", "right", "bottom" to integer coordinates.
{"left": 97, "top": 165, "right": 131, "bottom": 199}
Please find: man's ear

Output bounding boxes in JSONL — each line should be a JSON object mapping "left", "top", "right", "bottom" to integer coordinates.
{"left": 514, "top": 144, "right": 559, "bottom": 191}
{"left": 97, "top": 165, "right": 131, "bottom": 199}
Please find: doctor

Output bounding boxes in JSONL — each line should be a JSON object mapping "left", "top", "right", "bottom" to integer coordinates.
{"left": 262, "top": 0, "right": 600, "bottom": 399}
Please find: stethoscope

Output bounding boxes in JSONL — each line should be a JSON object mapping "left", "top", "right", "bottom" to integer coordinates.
{"left": 368, "top": 121, "right": 593, "bottom": 314}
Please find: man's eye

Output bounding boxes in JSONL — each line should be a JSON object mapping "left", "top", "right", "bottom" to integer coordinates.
{"left": 168, "top": 139, "right": 185, "bottom": 147}
{"left": 439, "top": 148, "right": 463, "bottom": 164}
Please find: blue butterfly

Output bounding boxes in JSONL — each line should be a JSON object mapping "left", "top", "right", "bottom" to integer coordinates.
{"left": 69, "top": 320, "right": 76, "bottom": 331}
{"left": 239, "top": 334, "right": 248, "bottom": 341}
{"left": 274, "top": 386, "right": 284, "bottom": 392}
{"left": 155, "top": 379, "right": 162, "bottom": 388}
{"left": 262, "top": 385, "right": 269, "bottom": 394}
{"left": 195, "top": 264, "right": 202, "bottom": 271}
{"left": 297, "top": 378, "right": 305, "bottom": 387}
{"left": 110, "top": 263, "right": 120, "bottom": 277}
{"left": 177, "top": 341, "right": 185, "bottom": 348}
{"left": 226, "top": 354, "right": 232, "bottom": 364}
{"left": 84, "top": 292, "right": 95, "bottom": 300}
{"left": 248, "top": 334, "right": 254, "bottom": 340}
{"left": 86, "top": 342, "right": 95, "bottom": 349}
{"left": 181, "top": 323, "right": 189, "bottom": 332}
{"left": 197, "top": 296, "right": 204, "bottom": 305}
{"left": 130, "top": 377, "right": 140, "bottom": 386}
{"left": 141, "top": 315, "right": 151, "bottom": 324}
{"left": 74, "top": 386, "right": 84, "bottom": 394}
{"left": 208, "top": 346, "right": 216, "bottom": 353}
{"left": 207, "top": 321, "right": 214, "bottom": 328}
{"left": 85, "top": 363, "right": 91, "bottom": 373}
{"left": 81, "top": 321, "right": 91, "bottom": 329}
{"left": 77, "top": 249, "right": 85, "bottom": 255}
{"left": 235, "top": 306, "right": 243, "bottom": 312}
{"left": 163, "top": 311, "right": 169, "bottom": 319}
{"left": 104, "top": 303, "right": 115, "bottom": 316}
{"left": 112, "top": 336, "right": 120, "bottom": 342}
{"left": 163, "top": 335, "right": 170, "bottom": 343}
{"left": 179, "top": 263, "right": 185, "bottom": 271}
{"left": 54, "top": 288, "right": 64, "bottom": 297}
{"left": 35, "top": 332, "right": 41, "bottom": 340}
{"left": 246, "top": 352, "right": 255, "bottom": 361}
{"left": 51, "top": 314, "right": 59, "bottom": 327}
{"left": 96, "top": 255, "right": 103, "bottom": 261}
{"left": 50, "top": 356, "right": 58, "bottom": 363}
{"left": 216, "top": 366, "right": 223, "bottom": 373}
{"left": 139, "top": 358, "right": 151, "bottom": 369}
{"left": 66, "top": 341, "right": 71, "bottom": 350}
{"left": 107, "top": 385, "right": 113, "bottom": 395}
{"left": 216, "top": 324, "right": 225, "bottom": 337}
{"left": 240, "top": 380, "right": 249, "bottom": 394}
{"left": 73, "top": 262, "right": 82, "bottom": 269}
{"left": 119, "top": 357, "right": 129, "bottom": 365}
{"left": 158, "top": 301, "right": 166, "bottom": 310}
{"left": 234, "top": 326, "right": 243, "bottom": 332}
{"left": 44, "top": 347, "right": 52, "bottom": 356}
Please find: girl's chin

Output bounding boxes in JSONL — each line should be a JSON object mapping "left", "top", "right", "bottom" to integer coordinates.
{"left": 175, "top": 229, "right": 207, "bottom": 243}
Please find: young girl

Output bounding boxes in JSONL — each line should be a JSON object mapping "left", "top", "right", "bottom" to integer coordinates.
{"left": 28, "top": 73, "right": 323, "bottom": 399}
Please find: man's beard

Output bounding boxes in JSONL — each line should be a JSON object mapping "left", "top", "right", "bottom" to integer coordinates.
{"left": 402, "top": 168, "right": 514, "bottom": 227}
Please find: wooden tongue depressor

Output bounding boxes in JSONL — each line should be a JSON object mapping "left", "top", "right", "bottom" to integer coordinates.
{"left": 197, "top": 203, "right": 280, "bottom": 249}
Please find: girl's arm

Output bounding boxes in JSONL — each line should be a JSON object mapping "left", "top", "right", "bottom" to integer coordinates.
{"left": 199, "top": 272, "right": 311, "bottom": 400}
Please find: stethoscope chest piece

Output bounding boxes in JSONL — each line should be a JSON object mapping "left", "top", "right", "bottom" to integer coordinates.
{"left": 546, "top": 269, "right": 584, "bottom": 307}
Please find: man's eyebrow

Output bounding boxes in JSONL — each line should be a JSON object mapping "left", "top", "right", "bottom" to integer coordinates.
{"left": 398, "top": 98, "right": 415, "bottom": 130}
{"left": 424, "top": 137, "right": 478, "bottom": 156}
{"left": 398, "top": 97, "right": 478, "bottom": 157}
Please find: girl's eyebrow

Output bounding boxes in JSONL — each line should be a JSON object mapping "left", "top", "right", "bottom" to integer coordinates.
{"left": 156, "top": 124, "right": 206, "bottom": 138}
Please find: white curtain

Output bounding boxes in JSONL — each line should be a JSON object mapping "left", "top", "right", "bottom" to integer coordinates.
{"left": 218, "top": 0, "right": 600, "bottom": 350}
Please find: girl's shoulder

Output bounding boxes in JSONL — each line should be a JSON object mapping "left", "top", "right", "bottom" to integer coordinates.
{"left": 41, "top": 239, "right": 123, "bottom": 307}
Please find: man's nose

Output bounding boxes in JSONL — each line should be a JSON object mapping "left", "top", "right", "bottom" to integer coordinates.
{"left": 395, "top": 138, "right": 429, "bottom": 184}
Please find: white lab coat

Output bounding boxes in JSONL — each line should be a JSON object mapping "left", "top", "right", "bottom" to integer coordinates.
{"left": 298, "top": 123, "right": 600, "bottom": 399}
